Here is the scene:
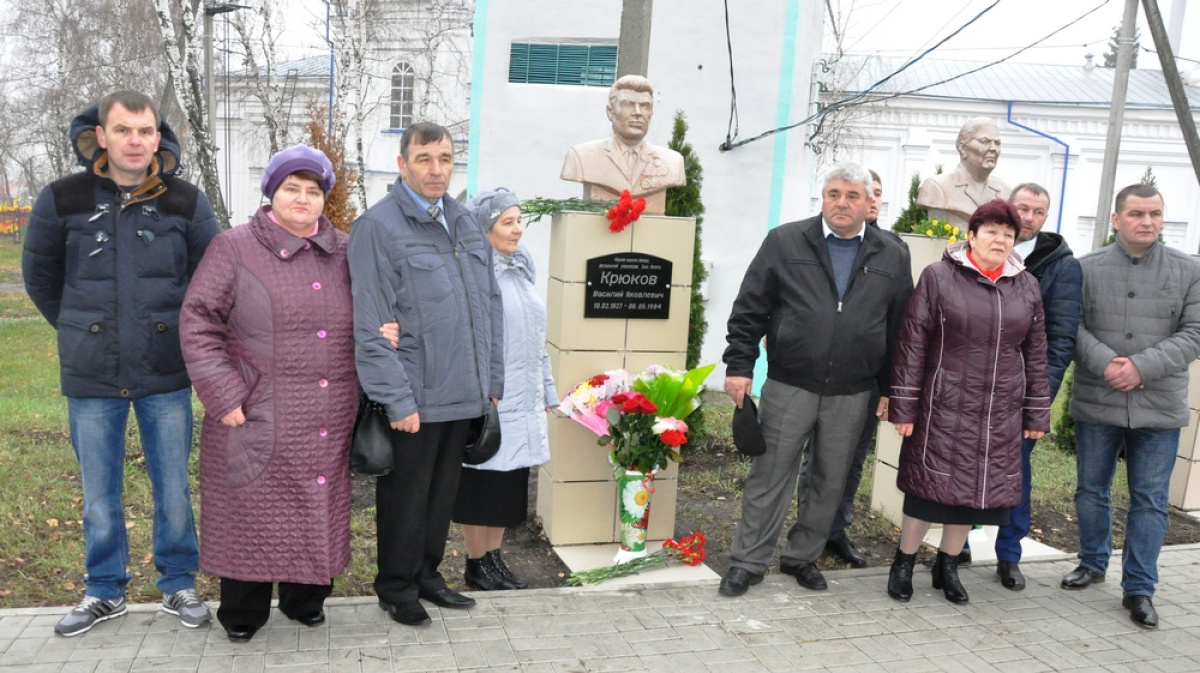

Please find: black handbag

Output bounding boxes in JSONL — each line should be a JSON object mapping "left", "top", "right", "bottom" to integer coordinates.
{"left": 350, "top": 394, "right": 395, "bottom": 476}
{"left": 462, "top": 402, "right": 502, "bottom": 465}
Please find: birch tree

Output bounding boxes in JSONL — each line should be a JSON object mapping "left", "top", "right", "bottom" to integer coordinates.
{"left": 153, "top": 0, "right": 231, "bottom": 228}
{"left": 229, "top": 0, "right": 290, "bottom": 155}
{"left": 326, "top": 0, "right": 376, "bottom": 211}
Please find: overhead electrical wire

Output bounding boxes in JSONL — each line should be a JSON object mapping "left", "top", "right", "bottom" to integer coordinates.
{"left": 721, "top": 0, "right": 1117, "bottom": 152}
{"left": 720, "top": 0, "right": 1001, "bottom": 151}
{"left": 837, "top": 0, "right": 1114, "bottom": 110}
{"left": 721, "top": 0, "right": 740, "bottom": 149}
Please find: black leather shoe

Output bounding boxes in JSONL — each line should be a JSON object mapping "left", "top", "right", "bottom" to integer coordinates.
{"left": 887, "top": 550, "right": 916, "bottom": 602}
{"left": 295, "top": 610, "right": 325, "bottom": 627}
{"left": 826, "top": 537, "right": 868, "bottom": 568}
{"left": 1122, "top": 595, "right": 1158, "bottom": 629}
{"left": 931, "top": 551, "right": 969, "bottom": 604}
{"left": 419, "top": 588, "right": 476, "bottom": 609}
{"left": 717, "top": 566, "right": 763, "bottom": 597}
{"left": 1061, "top": 565, "right": 1105, "bottom": 589}
{"left": 224, "top": 624, "right": 258, "bottom": 643}
{"left": 379, "top": 600, "right": 431, "bottom": 626}
{"left": 996, "top": 561, "right": 1025, "bottom": 591}
{"left": 782, "top": 562, "right": 828, "bottom": 591}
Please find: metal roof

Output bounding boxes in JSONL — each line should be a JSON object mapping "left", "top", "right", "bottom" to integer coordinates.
{"left": 822, "top": 55, "right": 1200, "bottom": 110}
{"left": 231, "top": 54, "right": 332, "bottom": 79}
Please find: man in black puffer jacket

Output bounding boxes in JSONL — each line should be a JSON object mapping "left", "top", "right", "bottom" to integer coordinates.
{"left": 987, "top": 183, "right": 1081, "bottom": 591}
{"left": 720, "top": 162, "right": 913, "bottom": 597}
{"left": 24, "top": 91, "right": 220, "bottom": 637}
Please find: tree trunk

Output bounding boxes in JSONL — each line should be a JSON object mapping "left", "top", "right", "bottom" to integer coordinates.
{"left": 153, "top": 0, "right": 231, "bottom": 229}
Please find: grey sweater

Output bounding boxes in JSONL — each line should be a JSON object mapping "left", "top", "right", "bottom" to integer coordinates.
{"left": 1070, "top": 240, "right": 1200, "bottom": 429}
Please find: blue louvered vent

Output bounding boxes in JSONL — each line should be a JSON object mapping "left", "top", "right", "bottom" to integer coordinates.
{"left": 509, "top": 42, "right": 617, "bottom": 87}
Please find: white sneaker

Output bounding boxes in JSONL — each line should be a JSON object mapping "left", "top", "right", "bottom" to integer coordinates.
{"left": 162, "top": 588, "right": 212, "bottom": 628}
{"left": 55, "top": 595, "right": 128, "bottom": 637}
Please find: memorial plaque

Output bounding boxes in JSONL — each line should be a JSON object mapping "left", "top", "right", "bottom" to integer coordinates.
{"left": 584, "top": 253, "right": 672, "bottom": 319}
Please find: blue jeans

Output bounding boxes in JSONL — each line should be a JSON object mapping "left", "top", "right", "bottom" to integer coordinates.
{"left": 1073, "top": 421, "right": 1179, "bottom": 598}
{"left": 994, "top": 436, "right": 1035, "bottom": 562}
{"left": 67, "top": 388, "right": 199, "bottom": 599}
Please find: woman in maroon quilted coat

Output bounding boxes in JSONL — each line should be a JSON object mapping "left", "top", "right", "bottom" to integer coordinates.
{"left": 886, "top": 199, "right": 1051, "bottom": 605}
{"left": 181, "top": 146, "right": 394, "bottom": 643}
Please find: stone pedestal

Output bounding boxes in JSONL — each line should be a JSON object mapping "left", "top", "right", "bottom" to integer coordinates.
{"left": 1170, "top": 360, "right": 1200, "bottom": 510}
{"left": 871, "top": 234, "right": 949, "bottom": 526}
{"left": 538, "top": 211, "right": 695, "bottom": 544}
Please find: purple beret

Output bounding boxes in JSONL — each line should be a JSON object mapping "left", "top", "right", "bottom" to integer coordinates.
{"left": 261, "top": 145, "right": 335, "bottom": 199}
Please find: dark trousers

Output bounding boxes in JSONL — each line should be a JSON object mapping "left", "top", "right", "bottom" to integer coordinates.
{"left": 217, "top": 577, "right": 333, "bottom": 629}
{"left": 374, "top": 419, "right": 471, "bottom": 604}
{"left": 994, "top": 436, "right": 1036, "bottom": 561}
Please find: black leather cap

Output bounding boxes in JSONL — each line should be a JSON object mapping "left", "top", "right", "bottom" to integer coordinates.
{"left": 731, "top": 396, "right": 767, "bottom": 457}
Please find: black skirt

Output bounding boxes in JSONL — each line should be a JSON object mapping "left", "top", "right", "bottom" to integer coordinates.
{"left": 452, "top": 466, "right": 530, "bottom": 528}
{"left": 903, "top": 493, "right": 1011, "bottom": 526}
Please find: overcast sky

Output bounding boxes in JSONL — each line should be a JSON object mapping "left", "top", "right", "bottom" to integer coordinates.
{"left": 826, "top": 0, "right": 1199, "bottom": 70}
{"left": 268, "top": 0, "right": 1200, "bottom": 73}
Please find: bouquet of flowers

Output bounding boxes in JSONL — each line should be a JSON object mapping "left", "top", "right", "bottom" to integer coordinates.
{"left": 563, "top": 532, "right": 708, "bottom": 585}
{"left": 606, "top": 189, "right": 647, "bottom": 233}
{"left": 557, "top": 364, "right": 714, "bottom": 473}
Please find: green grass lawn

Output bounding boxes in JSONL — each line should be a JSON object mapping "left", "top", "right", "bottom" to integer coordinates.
{"left": 0, "top": 238, "right": 22, "bottom": 284}
{"left": 0, "top": 293, "right": 381, "bottom": 608}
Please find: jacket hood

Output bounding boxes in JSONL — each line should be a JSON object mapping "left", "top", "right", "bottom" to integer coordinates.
{"left": 70, "top": 103, "right": 182, "bottom": 176}
{"left": 493, "top": 243, "right": 535, "bottom": 282}
{"left": 944, "top": 240, "right": 1025, "bottom": 279}
{"left": 1025, "top": 230, "right": 1073, "bottom": 273}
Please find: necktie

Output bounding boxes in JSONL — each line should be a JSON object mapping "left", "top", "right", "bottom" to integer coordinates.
{"left": 426, "top": 205, "right": 442, "bottom": 222}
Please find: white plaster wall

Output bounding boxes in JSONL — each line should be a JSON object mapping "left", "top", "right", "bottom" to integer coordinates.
{"left": 474, "top": 0, "right": 825, "bottom": 379}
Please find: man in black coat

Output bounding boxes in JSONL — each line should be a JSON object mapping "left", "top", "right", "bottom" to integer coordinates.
{"left": 992, "top": 182, "right": 1081, "bottom": 589}
{"left": 720, "top": 162, "right": 913, "bottom": 596}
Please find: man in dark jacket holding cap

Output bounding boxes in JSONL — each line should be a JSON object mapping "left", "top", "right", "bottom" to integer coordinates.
{"left": 24, "top": 90, "right": 220, "bottom": 636}
{"left": 720, "top": 162, "right": 913, "bottom": 596}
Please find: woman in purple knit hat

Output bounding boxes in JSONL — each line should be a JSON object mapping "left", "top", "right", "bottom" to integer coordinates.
{"left": 181, "top": 145, "right": 395, "bottom": 642}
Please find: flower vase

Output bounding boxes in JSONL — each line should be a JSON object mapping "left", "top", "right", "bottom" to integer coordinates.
{"left": 614, "top": 469, "right": 656, "bottom": 563}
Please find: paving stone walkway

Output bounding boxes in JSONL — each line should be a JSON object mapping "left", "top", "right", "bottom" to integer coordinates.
{"left": 2, "top": 547, "right": 1200, "bottom": 672}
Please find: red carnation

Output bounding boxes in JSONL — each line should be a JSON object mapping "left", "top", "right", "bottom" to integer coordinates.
{"left": 587, "top": 374, "right": 610, "bottom": 387}
{"left": 659, "top": 429, "right": 687, "bottom": 446}
{"left": 605, "top": 190, "right": 646, "bottom": 233}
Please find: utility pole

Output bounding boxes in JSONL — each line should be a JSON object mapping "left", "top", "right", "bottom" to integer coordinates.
{"left": 204, "top": 4, "right": 248, "bottom": 137}
{"left": 616, "top": 0, "right": 653, "bottom": 78}
{"left": 1092, "top": 0, "right": 1140, "bottom": 251}
{"left": 1142, "top": 0, "right": 1200, "bottom": 230}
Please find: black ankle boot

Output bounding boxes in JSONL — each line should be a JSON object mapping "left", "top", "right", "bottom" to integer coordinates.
{"left": 486, "top": 550, "right": 526, "bottom": 590}
{"left": 887, "top": 550, "right": 916, "bottom": 602}
{"left": 931, "top": 550, "right": 969, "bottom": 603}
{"left": 465, "top": 555, "right": 508, "bottom": 591}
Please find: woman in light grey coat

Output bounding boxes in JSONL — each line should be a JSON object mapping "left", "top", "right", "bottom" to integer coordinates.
{"left": 452, "top": 187, "right": 558, "bottom": 590}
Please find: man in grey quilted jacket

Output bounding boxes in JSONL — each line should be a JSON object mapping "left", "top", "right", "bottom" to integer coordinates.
{"left": 1066, "top": 183, "right": 1200, "bottom": 630}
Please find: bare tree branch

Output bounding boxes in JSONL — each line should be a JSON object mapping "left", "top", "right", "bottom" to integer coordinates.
{"left": 153, "top": 0, "right": 231, "bottom": 228}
